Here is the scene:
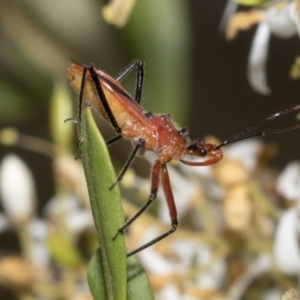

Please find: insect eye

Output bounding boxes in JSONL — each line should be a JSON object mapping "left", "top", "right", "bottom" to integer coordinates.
{"left": 199, "top": 148, "right": 207, "bottom": 156}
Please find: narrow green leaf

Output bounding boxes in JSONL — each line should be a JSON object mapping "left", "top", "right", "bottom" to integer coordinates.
{"left": 80, "top": 107, "right": 126, "bottom": 300}
{"left": 87, "top": 250, "right": 107, "bottom": 300}
{"left": 80, "top": 107, "right": 154, "bottom": 299}
{"left": 127, "top": 256, "right": 154, "bottom": 300}
{"left": 88, "top": 249, "right": 154, "bottom": 300}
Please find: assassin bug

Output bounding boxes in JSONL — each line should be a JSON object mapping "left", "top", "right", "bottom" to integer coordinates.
{"left": 68, "top": 59, "right": 300, "bottom": 257}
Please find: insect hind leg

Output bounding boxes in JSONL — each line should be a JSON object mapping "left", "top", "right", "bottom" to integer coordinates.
{"left": 113, "top": 160, "right": 161, "bottom": 251}
{"left": 126, "top": 162, "right": 179, "bottom": 257}
{"left": 116, "top": 60, "right": 144, "bottom": 104}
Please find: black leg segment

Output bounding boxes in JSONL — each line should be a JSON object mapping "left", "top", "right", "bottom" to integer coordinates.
{"left": 87, "top": 65, "right": 122, "bottom": 134}
{"left": 116, "top": 60, "right": 144, "bottom": 104}
{"left": 110, "top": 138, "right": 146, "bottom": 189}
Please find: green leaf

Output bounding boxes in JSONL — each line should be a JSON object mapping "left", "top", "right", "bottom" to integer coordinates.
{"left": 81, "top": 107, "right": 154, "bottom": 299}
{"left": 87, "top": 250, "right": 107, "bottom": 300}
{"left": 127, "top": 255, "right": 154, "bottom": 300}
{"left": 80, "top": 107, "right": 127, "bottom": 300}
{"left": 88, "top": 249, "right": 154, "bottom": 300}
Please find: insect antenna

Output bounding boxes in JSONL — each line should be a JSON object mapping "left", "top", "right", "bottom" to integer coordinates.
{"left": 217, "top": 104, "right": 300, "bottom": 148}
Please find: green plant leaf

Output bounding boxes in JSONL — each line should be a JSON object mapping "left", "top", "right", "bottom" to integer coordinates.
{"left": 81, "top": 107, "right": 154, "bottom": 299}
{"left": 87, "top": 249, "right": 107, "bottom": 300}
{"left": 127, "top": 255, "right": 154, "bottom": 300}
{"left": 80, "top": 107, "right": 126, "bottom": 300}
{"left": 88, "top": 249, "right": 154, "bottom": 300}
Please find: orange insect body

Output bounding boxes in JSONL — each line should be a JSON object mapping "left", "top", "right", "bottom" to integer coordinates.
{"left": 68, "top": 60, "right": 299, "bottom": 257}
{"left": 69, "top": 62, "right": 201, "bottom": 163}
{"left": 68, "top": 60, "right": 227, "bottom": 257}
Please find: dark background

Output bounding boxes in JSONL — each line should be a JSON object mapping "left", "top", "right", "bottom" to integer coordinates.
{"left": 190, "top": 1, "right": 300, "bottom": 162}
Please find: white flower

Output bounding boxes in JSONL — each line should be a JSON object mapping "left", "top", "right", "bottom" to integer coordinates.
{"left": 156, "top": 284, "right": 182, "bottom": 300}
{"left": 225, "top": 139, "right": 263, "bottom": 170}
{"left": 276, "top": 161, "right": 300, "bottom": 200}
{"left": 229, "top": 254, "right": 272, "bottom": 300}
{"left": 274, "top": 208, "right": 300, "bottom": 275}
{"left": 138, "top": 230, "right": 226, "bottom": 289}
{"left": 221, "top": 1, "right": 300, "bottom": 94}
{"left": 0, "top": 154, "right": 36, "bottom": 225}
{"left": 266, "top": 2, "right": 299, "bottom": 38}
{"left": 248, "top": 21, "right": 271, "bottom": 95}
{"left": 27, "top": 219, "right": 50, "bottom": 268}
{"left": 248, "top": 1, "right": 300, "bottom": 94}
{"left": 44, "top": 195, "right": 93, "bottom": 234}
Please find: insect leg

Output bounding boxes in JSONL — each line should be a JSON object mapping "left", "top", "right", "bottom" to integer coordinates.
{"left": 116, "top": 160, "right": 161, "bottom": 257}
{"left": 114, "top": 159, "right": 161, "bottom": 243}
{"left": 110, "top": 138, "right": 146, "bottom": 189}
{"left": 116, "top": 60, "right": 144, "bottom": 104}
{"left": 67, "top": 63, "right": 123, "bottom": 135}
{"left": 65, "top": 65, "right": 89, "bottom": 127}
{"left": 126, "top": 162, "right": 178, "bottom": 257}
{"left": 105, "top": 61, "right": 144, "bottom": 145}
{"left": 106, "top": 134, "right": 122, "bottom": 145}
{"left": 64, "top": 65, "right": 91, "bottom": 149}
{"left": 87, "top": 65, "right": 122, "bottom": 134}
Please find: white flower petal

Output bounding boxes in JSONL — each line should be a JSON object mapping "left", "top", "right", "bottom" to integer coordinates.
{"left": 194, "top": 244, "right": 226, "bottom": 289}
{"left": 44, "top": 195, "right": 78, "bottom": 218}
{"left": 248, "top": 21, "right": 271, "bottom": 95}
{"left": 219, "top": 0, "right": 238, "bottom": 32}
{"left": 0, "top": 155, "right": 36, "bottom": 224}
{"left": 137, "top": 228, "right": 175, "bottom": 274}
{"left": 66, "top": 210, "right": 93, "bottom": 234}
{"left": 28, "top": 218, "right": 48, "bottom": 240}
{"left": 225, "top": 139, "right": 263, "bottom": 171}
{"left": 45, "top": 196, "right": 92, "bottom": 234}
{"left": 262, "top": 287, "right": 281, "bottom": 300}
{"left": 229, "top": 254, "right": 272, "bottom": 300}
{"left": 27, "top": 219, "right": 50, "bottom": 268}
{"left": 290, "top": 2, "right": 300, "bottom": 37}
{"left": 266, "top": 3, "right": 298, "bottom": 38}
{"left": 157, "top": 284, "right": 181, "bottom": 300}
{"left": 276, "top": 161, "right": 300, "bottom": 201}
{"left": 274, "top": 208, "right": 300, "bottom": 275}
